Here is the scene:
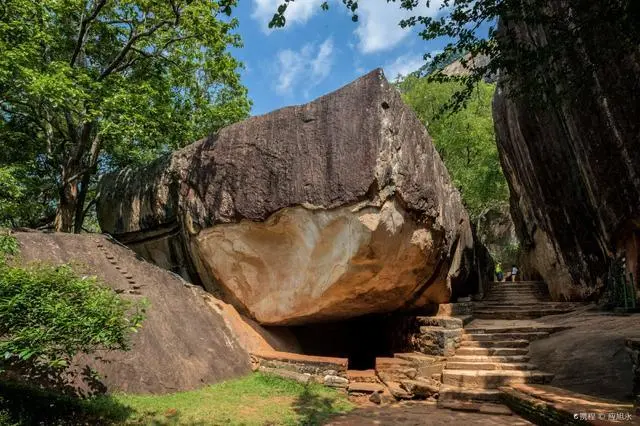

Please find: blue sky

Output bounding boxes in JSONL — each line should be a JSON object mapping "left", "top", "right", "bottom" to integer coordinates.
{"left": 231, "top": 0, "right": 454, "bottom": 116}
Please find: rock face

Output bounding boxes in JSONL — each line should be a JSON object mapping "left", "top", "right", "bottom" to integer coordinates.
{"left": 97, "top": 69, "right": 474, "bottom": 325}
{"left": 492, "top": 4, "right": 640, "bottom": 301}
{"left": 12, "top": 231, "right": 252, "bottom": 394}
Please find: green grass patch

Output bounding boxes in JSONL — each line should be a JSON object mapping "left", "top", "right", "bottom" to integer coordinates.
{"left": 113, "top": 372, "right": 354, "bottom": 425}
{"left": 1, "top": 373, "right": 355, "bottom": 425}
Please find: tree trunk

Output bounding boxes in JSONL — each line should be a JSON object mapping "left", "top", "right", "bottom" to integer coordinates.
{"left": 73, "top": 135, "right": 101, "bottom": 233}
{"left": 54, "top": 179, "right": 79, "bottom": 233}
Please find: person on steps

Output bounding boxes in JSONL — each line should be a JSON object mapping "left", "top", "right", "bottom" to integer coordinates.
{"left": 495, "top": 263, "right": 504, "bottom": 282}
{"left": 511, "top": 264, "right": 519, "bottom": 282}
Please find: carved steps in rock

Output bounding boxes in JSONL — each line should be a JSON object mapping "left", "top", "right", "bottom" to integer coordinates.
{"left": 449, "top": 354, "right": 531, "bottom": 364}
{"left": 473, "top": 310, "right": 574, "bottom": 320}
{"left": 462, "top": 332, "right": 549, "bottom": 342}
{"left": 442, "top": 369, "right": 554, "bottom": 389}
{"left": 464, "top": 325, "right": 569, "bottom": 335}
{"left": 446, "top": 361, "right": 538, "bottom": 371}
{"left": 455, "top": 347, "right": 529, "bottom": 356}
{"left": 459, "top": 339, "right": 530, "bottom": 349}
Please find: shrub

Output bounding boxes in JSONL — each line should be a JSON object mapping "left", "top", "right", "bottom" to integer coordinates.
{"left": 0, "top": 232, "right": 146, "bottom": 395}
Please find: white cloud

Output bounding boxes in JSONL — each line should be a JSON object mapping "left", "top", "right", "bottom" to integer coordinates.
{"left": 275, "top": 38, "right": 335, "bottom": 96}
{"left": 355, "top": 0, "right": 444, "bottom": 54}
{"left": 252, "top": 0, "right": 325, "bottom": 33}
{"left": 311, "top": 38, "right": 334, "bottom": 81}
{"left": 383, "top": 53, "right": 425, "bottom": 81}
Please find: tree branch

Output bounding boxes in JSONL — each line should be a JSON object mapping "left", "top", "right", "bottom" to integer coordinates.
{"left": 70, "top": 0, "right": 108, "bottom": 67}
{"left": 98, "top": 20, "right": 173, "bottom": 81}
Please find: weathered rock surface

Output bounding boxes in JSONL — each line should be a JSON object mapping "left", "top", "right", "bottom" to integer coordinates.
{"left": 493, "top": 4, "right": 640, "bottom": 301}
{"left": 11, "top": 231, "right": 252, "bottom": 394}
{"left": 97, "top": 69, "right": 474, "bottom": 325}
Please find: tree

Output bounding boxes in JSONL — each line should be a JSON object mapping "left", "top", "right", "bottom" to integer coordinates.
{"left": 269, "top": 0, "right": 640, "bottom": 111}
{"left": 398, "top": 77, "right": 508, "bottom": 220}
{"left": 0, "top": 0, "right": 251, "bottom": 232}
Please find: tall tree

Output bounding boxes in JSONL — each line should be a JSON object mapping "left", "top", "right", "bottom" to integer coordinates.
{"left": 398, "top": 77, "right": 507, "bottom": 219}
{"left": 0, "top": 0, "right": 250, "bottom": 232}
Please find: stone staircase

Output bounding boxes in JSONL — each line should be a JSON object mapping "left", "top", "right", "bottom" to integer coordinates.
{"left": 473, "top": 281, "right": 582, "bottom": 320}
{"left": 438, "top": 281, "right": 578, "bottom": 411}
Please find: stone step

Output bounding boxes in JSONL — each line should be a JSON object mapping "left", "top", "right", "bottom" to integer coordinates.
{"left": 473, "top": 310, "right": 573, "bottom": 320}
{"left": 437, "top": 400, "right": 513, "bottom": 415}
{"left": 438, "top": 385, "right": 502, "bottom": 402}
{"left": 455, "top": 346, "right": 529, "bottom": 356}
{"left": 445, "top": 361, "right": 539, "bottom": 371}
{"left": 442, "top": 369, "right": 554, "bottom": 389}
{"left": 347, "top": 369, "right": 379, "bottom": 383}
{"left": 459, "top": 339, "right": 530, "bottom": 349}
{"left": 473, "top": 304, "right": 574, "bottom": 311}
{"left": 347, "top": 382, "right": 385, "bottom": 394}
{"left": 483, "top": 295, "right": 550, "bottom": 300}
{"left": 464, "top": 325, "right": 569, "bottom": 335}
{"left": 449, "top": 354, "right": 531, "bottom": 364}
{"left": 462, "top": 332, "right": 549, "bottom": 342}
{"left": 483, "top": 294, "right": 551, "bottom": 299}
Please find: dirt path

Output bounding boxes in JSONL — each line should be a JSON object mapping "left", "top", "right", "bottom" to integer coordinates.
{"left": 325, "top": 401, "right": 532, "bottom": 425}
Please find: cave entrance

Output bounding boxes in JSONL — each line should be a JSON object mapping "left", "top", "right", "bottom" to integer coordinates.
{"left": 288, "top": 313, "right": 413, "bottom": 370}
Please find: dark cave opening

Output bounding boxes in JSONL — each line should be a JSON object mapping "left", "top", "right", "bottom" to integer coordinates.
{"left": 288, "top": 313, "right": 415, "bottom": 370}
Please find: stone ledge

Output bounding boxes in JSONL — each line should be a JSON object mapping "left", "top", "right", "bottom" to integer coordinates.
{"left": 251, "top": 351, "right": 348, "bottom": 384}
{"left": 251, "top": 350, "right": 348, "bottom": 368}
{"left": 500, "top": 384, "right": 634, "bottom": 426}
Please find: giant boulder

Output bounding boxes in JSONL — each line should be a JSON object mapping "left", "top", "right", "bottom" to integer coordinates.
{"left": 492, "top": 2, "right": 640, "bottom": 300}
{"left": 97, "top": 69, "right": 474, "bottom": 325}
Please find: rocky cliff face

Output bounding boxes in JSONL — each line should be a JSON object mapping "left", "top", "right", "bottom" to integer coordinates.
{"left": 492, "top": 3, "right": 640, "bottom": 300}
{"left": 97, "top": 69, "right": 476, "bottom": 325}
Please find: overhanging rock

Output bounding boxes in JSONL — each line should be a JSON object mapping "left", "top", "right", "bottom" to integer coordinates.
{"left": 97, "top": 69, "right": 474, "bottom": 325}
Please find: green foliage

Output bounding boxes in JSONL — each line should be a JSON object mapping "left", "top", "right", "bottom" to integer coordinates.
{"left": 399, "top": 77, "right": 509, "bottom": 219}
{"left": 0, "top": 259, "right": 146, "bottom": 388}
{"left": 0, "top": 231, "right": 19, "bottom": 260}
{"left": 0, "top": 0, "right": 251, "bottom": 231}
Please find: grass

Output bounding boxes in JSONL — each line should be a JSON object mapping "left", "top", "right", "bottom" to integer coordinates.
{"left": 0, "top": 373, "right": 355, "bottom": 426}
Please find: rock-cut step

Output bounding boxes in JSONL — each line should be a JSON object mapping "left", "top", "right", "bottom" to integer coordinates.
{"left": 446, "top": 361, "right": 539, "bottom": 371}
{"left": 462, "top": 332, "right": 549, "bottom": 342}
{"left": 459, "top": 339, "right": 530, "bottom": 348}
{"left": 449, "top": 354, "right": 531, "bottom": 364}
{"left": 455, "top": 346, "right": 529, "bottom": 356}
{"left": 473, "top": 309, "right": 574, "bottom": 320}
{"left": 442, "top": 369, "right": 554, "bottom": 389}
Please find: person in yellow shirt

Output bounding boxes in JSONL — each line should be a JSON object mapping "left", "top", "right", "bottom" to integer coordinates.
{"left": 495, "top": 263, "right": 504, "bottom": 282}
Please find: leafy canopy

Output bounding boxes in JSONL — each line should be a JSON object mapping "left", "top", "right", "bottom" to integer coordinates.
{"left": 398, "top": 77, "right": 508, "bottom": 219}
{"left": 0, "top": 0, "right": 250, "bottom": 231}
